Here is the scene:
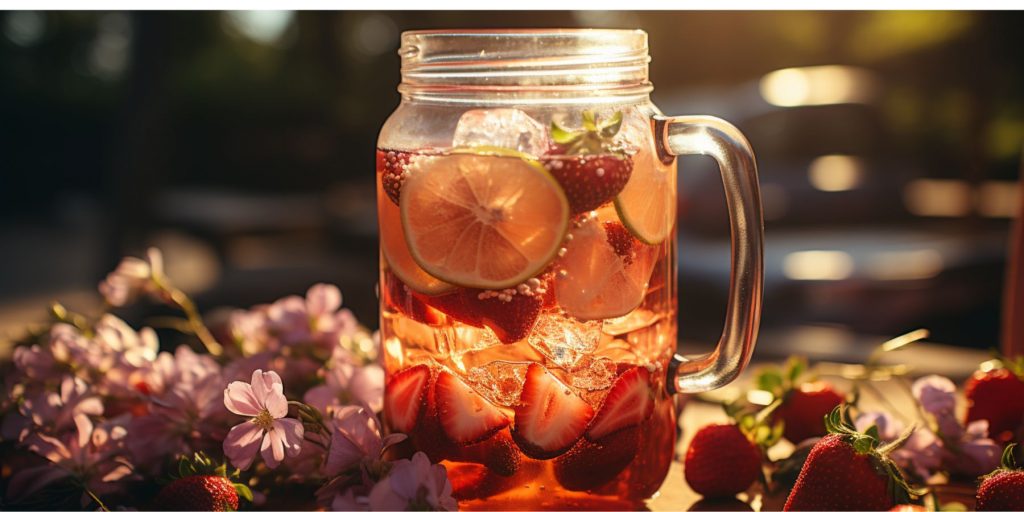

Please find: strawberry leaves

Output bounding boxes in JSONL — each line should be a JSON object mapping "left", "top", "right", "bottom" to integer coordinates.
{"left": 550, "top": 110, "right": 625, "bottom": 156}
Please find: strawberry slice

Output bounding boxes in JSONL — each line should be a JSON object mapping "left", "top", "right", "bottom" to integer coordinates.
{"left": 384, "top": 364, "right": 431, "bottom": 433}
{"left": 469, "top": 286, "right": 546, "bottom": 344}
{"left": 435, "top": 371, "right": 511, "bottom": 445}
{"left": 448, "top": 429, "right": 522, "bottom": 477}
{"left": 423, "top": 280, "right": 549, "bottom": 343}
{"left": 554, "top": 425, "right": 641, "bottom": 491}
{"left": 586, "top": 367, "right": 654, "bottom": 441}
{"left": 382, "top": 270, "right": 444, "bottom": 326}
{"left": 512, "top": 363, "right": 594, "bottom": 459}
{"left": 376, "top": 149, "right": 414, "bottom": 205}
{"left": 408, "top": 371, "right": 458, "bottom": 463}
{"left": 542, "top": 154, "right": 633, "bottom": 214}
{"left": 421, "top": 291, "right": 484, "bottom": 328}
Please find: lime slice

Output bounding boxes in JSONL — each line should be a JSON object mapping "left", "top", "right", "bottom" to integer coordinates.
{"left": 613, "top": 147, "right": 676, "bottom": 244}
{"left": 379, "top": 181, "right": 455, "bottom": 295}
{"left": 400, "top": 152, "right": 570, "bottom": 289}
{"left": 555, "top": 219, "right": 657, "bottom": 321}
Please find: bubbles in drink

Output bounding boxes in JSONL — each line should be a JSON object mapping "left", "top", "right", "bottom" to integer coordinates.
{"left": 569, "top": 355, "right": 617, "bottom": 391}
{"left": 452, "top": 108, "right": 548, "bottom": 156}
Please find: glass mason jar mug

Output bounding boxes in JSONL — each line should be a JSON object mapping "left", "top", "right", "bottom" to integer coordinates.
{"left": 377, "top": 29, "right": 763, "bottom": 508}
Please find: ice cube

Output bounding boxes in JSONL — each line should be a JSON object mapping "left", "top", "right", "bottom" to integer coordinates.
{"left": 446, "top": 324, "right": 500, "bottom": 354}
{"left": 569, "top": 355, "right": 618, "bottom": 391}
{"left": 467, "top": 361, "right": 530, "bottom": 407}
{"left": 452, "top": 109, "right": 548, "bottom": 156}
{"left": 527, "top": 314, "right": 602, "bottom": 368}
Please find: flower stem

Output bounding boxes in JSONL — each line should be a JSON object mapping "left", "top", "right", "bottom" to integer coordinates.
{"left": 167, "top": 288, "right": 223, "bottom": 357}
{"left": 85, "top": 488, "right": 110, "bottom": 512}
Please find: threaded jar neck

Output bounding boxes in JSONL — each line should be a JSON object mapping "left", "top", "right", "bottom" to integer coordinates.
{"left": 398, "top": 29, "right": 653, "bottom": 105}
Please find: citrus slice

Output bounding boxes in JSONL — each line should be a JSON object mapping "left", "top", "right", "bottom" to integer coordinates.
{"left": 613, "top": 147, "right": 676, "bottom": 244}
{"left": 379, "top": 181, "right": 455, "bottom": 295}
{"left": 400, "top": 152, "right": 569, "bottom": 289}
{"left": 555, "top": 218, "right": 657, "bottom": 321}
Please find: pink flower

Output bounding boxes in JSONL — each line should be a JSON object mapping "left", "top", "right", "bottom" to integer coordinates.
{"left": 855, "top": 411, "right": 943, "bottom": 481}
{"left": 17, "top": 414, "right": 134, "bottom": 504}
{"left": 324, "top": 405, "right": 397, "bottom": 476}
{"left": 222, "top": 370, "right": 304, "bottom": 470}
{"left": 331, "top": 487, "right": 369, "bottom": 511}
{"left": 368, "top": 452, "right": 457, "bottom": 511}
{"left": 18, "top": 376, "right": 104, "bottom": 437}
{"left": 265, "top": 283, "right": 358, "bottom": 348}
{"left": 13, "top": 344, "right": 60, "bottom": 382}
{"left": 98, "top": 247, "right": 165, "bottom": 307}
{"left": 128, "top": 347, "right": 228, "bottom": 474}
{"left": 304, "top": 349, "right": 384, "bottom": 414}
{"left": 228, "top": 307, "right": 276, "bottom": 355}
{"left": 948, "top": 419, "right": 1001, "bottom": 477}
{"left": 912, "top": 375, "right": 961, "bottom": 439}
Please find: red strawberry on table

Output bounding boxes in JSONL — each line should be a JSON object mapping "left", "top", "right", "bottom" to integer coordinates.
{"left": 384, "top": 364, "right": 431, "bottom": 433}
{"left": 757, "top": 356, "right": 845, "bottom": 444}
{"left": 684, "top": 424, "right": 762, "bottom": 498}
{"left": 377, "top": 149, "right": 414, "bottom": 205}
{"left": 976, "top": 443, "right": 1024, "bottom": 510}
{"left": 153, "top": 453, "right": 252, "bottom": 511}
{"left": 543, "top": 110, "right": 634, "bottom": 214}
{"left": 512, "top": 363, "right": 594, "bottom": 459}
{"left": 774, "top": 381, "right": 845, "bottom": 444}
{"left": 965, "top": 358, "right": 1024, "bottom": 444}
{"left": 783, "top": 406, "right": 917, "bottom": 511}
{"left": 586, "top": 366, "right": 654, "bottom": 441}
{"left": 434, "top": 371, "right": 510, "bottom": 445}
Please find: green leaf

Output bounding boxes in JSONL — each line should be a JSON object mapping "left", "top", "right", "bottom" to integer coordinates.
{"left": 1001, "top": 443, "right": 1019, "bottom": 470}
{"left": 582, "top": 110, "right": 597, "bottom": 131}
{"left": 853, "top": 436, "right": 875, "bottom": 454}
{"left": 786, "top": 356, "right": 806, "bottom": 383}
{"left": 179, "top": 457, "right": 192, "bottom": 477}
{"left": 865, "top": 425, "right": 880, "bottom": 443}
{"left": 550, "top": 122, "right": 582, "bottom": 145}
{"left": 598, "top": 111, "right": 623, "bottom": 138}
{"left": 756, "top": 370, "right": 784, "bottom": 393}
{"left": 233, "top": 483, "right": 254, "bottom": 503}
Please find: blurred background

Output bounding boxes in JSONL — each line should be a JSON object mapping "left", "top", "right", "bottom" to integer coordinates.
{"left": 1, "top": 11, "right": 1022, "bottom": 369}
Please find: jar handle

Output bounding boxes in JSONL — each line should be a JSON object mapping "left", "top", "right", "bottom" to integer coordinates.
{"left": 656, "top": 115, "right": 764, "bottom": 394}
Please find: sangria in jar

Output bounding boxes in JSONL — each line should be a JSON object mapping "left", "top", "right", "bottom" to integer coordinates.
{"left": 377, "top": 29, "right": 763, "bottom": 509}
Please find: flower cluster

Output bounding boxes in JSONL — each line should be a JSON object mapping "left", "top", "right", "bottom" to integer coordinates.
{"left": 0, "top": 248, "right": 453, "bottom": 511}
{"left": 852, "top": 374, "right": 1001, "bottom": 483}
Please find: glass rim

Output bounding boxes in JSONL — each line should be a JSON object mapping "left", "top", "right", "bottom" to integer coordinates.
{"left": 397, "top": 27, "right": 652, "bottom": 102}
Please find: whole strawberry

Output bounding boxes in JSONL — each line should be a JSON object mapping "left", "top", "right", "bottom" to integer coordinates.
{"left": 684, "top": 424, "right": 763, "bottom": 498}
{"left": 757, "top": 357, "right": 845, "bottom": 443}
{"left": 784, "top": 406, "right": 917, "bottom": 511}
{"left": 976, "top": 443, "right": 1024, "bottom": 511}
{"left": 543, "top": 110, "right": 634, "bottom": 214}
{"left": 153, "top": 452, "right": 252, "bottom": 511}
{"left": 775, "top": 382, "right": 845, "bottom": 443}
{"left": 965, "top": 358, "right": 1024, "bottom": 444}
